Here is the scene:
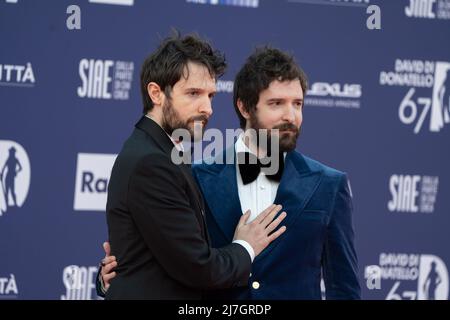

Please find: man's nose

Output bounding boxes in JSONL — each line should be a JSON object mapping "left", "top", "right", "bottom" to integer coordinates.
{"left": 282, "top": 105, "right": 296, "bottom": 123}
{"left": 199, "top": 98, "right": 213, "bottom": 117}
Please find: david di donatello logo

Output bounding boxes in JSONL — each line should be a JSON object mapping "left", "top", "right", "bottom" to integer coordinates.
{"left": 0, "top": 140, "right": 31, "bottom": 216}
{"left": 365, "top": 253, "right": 449, "bottom": 300}
{"left": 380, "top": 59, "right": 450, "bottom": 134}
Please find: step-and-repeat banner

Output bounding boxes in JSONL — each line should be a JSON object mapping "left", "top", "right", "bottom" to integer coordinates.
{"left": 1, "top": 0, "right": 449, "bottom": 300}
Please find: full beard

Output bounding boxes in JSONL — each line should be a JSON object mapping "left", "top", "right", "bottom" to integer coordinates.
{"left": 248, "top": 112, "right": 300, "bottom": 154}
{"left": 161, "top": 100, "right": 209, "bottom": 142}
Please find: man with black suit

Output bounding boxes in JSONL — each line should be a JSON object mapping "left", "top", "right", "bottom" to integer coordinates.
{"left": 101, "top": 34, "right": 287, "bottom": 299}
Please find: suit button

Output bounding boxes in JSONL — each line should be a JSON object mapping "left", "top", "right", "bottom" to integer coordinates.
{"left": 252, "top": 281, "right": 260, "bottom": 289}
{"left": 249, "top": 273, "right": 252, "bottom": 277}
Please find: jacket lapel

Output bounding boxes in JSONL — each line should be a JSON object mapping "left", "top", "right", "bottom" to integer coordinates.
{"left": 135, "top": 116, "right": 174, "bottom": 155}
{"left": 195, "top": 147, "right": 243, "bottom": 243}
{"left": 255, "top": 151, "right": 323, "bottom": 261}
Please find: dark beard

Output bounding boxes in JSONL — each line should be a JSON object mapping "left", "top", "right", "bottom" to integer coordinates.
{"left": 161, "top": 99, "right": 189, "bottom": 135}
{"left": 161, "top": 99, "right": 209, "bottom": 141}
{"left": 248, "top": 111, "right": 300, "bottom": 153}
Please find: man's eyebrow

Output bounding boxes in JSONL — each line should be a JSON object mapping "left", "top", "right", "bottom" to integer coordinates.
{"left": 266, "top": 98, "right": 285, "bottom": 102}
{"left": 185, "top": 87, "right": 217, "bottom": 95}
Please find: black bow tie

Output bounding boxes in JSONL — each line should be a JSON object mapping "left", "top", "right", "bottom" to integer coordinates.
{"left": 237, "top": 152, "right": 284, "bottom": 185}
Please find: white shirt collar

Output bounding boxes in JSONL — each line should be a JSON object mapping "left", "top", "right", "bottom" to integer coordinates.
{"left": 235, "top": 133, "right": 254, "bottom": 155}
{"left": 234, "top": 132, "right": 286, "bottom": 160}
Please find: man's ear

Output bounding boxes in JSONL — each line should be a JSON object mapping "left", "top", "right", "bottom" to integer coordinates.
{"left": 147, "top": 82, "right": 164, "bottom": 107}
{"left": 237, "top": 99, "right": 251, "bottom": 120}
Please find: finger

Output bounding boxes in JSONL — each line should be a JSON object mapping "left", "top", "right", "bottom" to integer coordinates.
{"left": 261, "top": 204, "right": 282, "bottom": 227}
{"left": 103, "top": 272, "right": 116, "bottom": 287}
{"left": 254, "top": 204, "right": 277, "bottom": 224}
{"left": 102, "top": 260, "right": 118, "bottom": 275}
{"left": 265, "top": 212, "right": 287, "bottom": 234}
{"left": 260, "top": 204, "right": 281, "bottom": 226}
{"left": 237, "top": 210, "right": 251, "bottom": 227}
{"left": 267, "top": 226, "right": 287, "bottom": 242}
{"left": 103, "top": 241, "right": 111, "bottom": 257}
{"left": 102, "top": 256, "right": 117, "bottom": 264}
{"left": 253, "top": 204, "right": 275, "bottom": 224}
{"left": 101, "top": 256, "right": 116, "bottom": 267}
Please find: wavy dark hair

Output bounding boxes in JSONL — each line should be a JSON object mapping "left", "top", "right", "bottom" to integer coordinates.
{"left": 233, "top": 46, "right": 308, "bottom": 128}
{"left": 140, "top": 31, "right": 226, "bottom": 114}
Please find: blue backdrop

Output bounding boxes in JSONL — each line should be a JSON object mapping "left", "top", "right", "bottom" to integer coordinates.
{"left": 1, "top": 0, "right": 449, "bottom": 300}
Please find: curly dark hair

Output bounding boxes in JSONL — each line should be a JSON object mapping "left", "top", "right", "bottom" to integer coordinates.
{"left": 233, "top": 46, "right": 308, "bottom": 128}
{"left": 140, "top": 31, "right": 227, "bottom": 114}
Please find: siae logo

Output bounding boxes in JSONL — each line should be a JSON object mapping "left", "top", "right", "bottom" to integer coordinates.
{"left": 60, "top": 265, "right": 98, "bottom": 300}
{"left": 73, "top": 153, "right": 117, "bottom": 212}
{"left": 77, "top": 59, "right": 134, "bottom": 100}
{"left": 405, "top": 0, "right": 436, "bottom": 18}
{"left": 388, "top": 174, "right": 439, "bottom": 214}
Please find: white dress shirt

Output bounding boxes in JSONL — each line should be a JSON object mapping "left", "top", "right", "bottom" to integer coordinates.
{"left": 235, "top": 134, "right": 283, "bottom": 223}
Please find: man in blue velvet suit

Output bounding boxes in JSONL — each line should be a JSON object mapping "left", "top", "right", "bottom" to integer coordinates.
{"left": 99, "top": 47, "right": 361, "bottom": 299}
{"left": 191, "top": 47, "right": 360, "bottom": 299}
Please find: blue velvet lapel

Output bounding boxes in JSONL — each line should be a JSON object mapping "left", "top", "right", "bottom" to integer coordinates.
{"left": 255, "top": 151, "right": 323, "bottom": 262}
{"left": 196, "top": 146, "right": 243, "bottom": 242}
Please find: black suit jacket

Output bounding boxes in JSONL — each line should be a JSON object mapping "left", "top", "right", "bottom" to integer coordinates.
{"left": 104, "top": 116, "right": 251, "bottom": 299}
